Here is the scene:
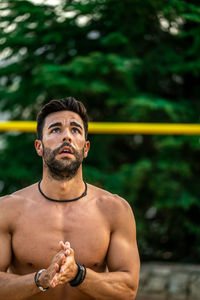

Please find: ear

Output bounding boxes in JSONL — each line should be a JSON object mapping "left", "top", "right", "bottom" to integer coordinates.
{"left": 83, "top": 141, "right": 90, "bottom": 158}
{"left": 35, "top": 139, "right": 43, "bottom": 157}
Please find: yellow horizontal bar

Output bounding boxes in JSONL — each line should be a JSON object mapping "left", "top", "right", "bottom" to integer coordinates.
{"left": 89, "top": 122, "right": 200, "bottom": 135}
{"left": 0, "top": 121, "right": 37, "bottom": 132}
{"left": 0, "top": 121, "right": 200, "bottom": 135}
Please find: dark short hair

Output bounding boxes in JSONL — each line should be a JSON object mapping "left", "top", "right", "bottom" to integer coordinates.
{"left": 36, "top": 97, "right": 88, "bottom": 140}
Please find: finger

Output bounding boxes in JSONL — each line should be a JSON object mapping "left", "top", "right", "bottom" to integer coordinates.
{"left": 55, "top": 263, "right": 60, "bottom": 272}
{"left": 56, "top": 253, "right": 67, "bottom": 267}
{"left": 65, "top": 241, "right": 70, "bottom": 248}
{"left": 60, "top": 265, "right": 65, "bottom": 273}
{"left": 62, "top": 255, "right": 66, "bottom": 264}
{"left": 50, "top": 274, "right": 58, "bottom": 287}
{"left": 51, "top": 280, "right": 56, "bottom": 288}
{"left": 65, "top": 249, "right": 71, "bottom": 256}
{"left": 59, "top": 241, "right": 67, "bottom": 250}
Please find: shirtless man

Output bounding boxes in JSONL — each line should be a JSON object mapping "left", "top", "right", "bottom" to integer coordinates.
{"left": 0, "top": 97, "right": 140, "bottom": 300}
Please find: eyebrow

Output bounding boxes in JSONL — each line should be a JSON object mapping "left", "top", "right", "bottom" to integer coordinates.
{"left": 48, "top": 121, "right": 83, "bottom": 130}
{"left": 70, "top": 121, "right": 83, "bottom": 130}
{"left": 48, "top": 122, "right": 62, "bottom": 130}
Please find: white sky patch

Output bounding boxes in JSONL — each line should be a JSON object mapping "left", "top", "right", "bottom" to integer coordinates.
{"left": 19, "top": 47, "right": 28, "bottom": 56}
{"left": 158, "top": 13, "right": 184, "bottom": 36}
{"left": 56, "top": 11, "right": 78, "bottom": 23}
{"left": 0, "top": 47, "right": 13, "bottom": 60}
{"left": 27, "top": 0, "right": 80, "bottom": 23}
{"left": 27, "top": 22, "right": 38, "bottom": 29}
{"left": 0, "top": 48, "right": 26, "bottom": 68}
{"left": 0, "top": 112, "right": 10, "bottom": 122}
{"left": 0, "top": 9, "right": 11, "bottom": 17}
{"left": 64, "top": 11, "right": 77, "bottom": 18}
{"left": 28, "top": 0, "right": 61, "bottom": 6}
{"left": 170, "top": 27, "right": 179, "bottom": 35}
{"left": 145, "top": 207, "right": 157, "bottom": 219}
{"left": 0, "top": 3, "right": 9, "bottom": 9}
{"left": 3, "top": 23, "right": 17, "bottom": 33}
{"left": 15, "top": 13, "right": 31, "bottom": 23}
{"left": 9, "top": 77, "right": 21, "bottom": 93}
{"left": 133, "top": 134, "right": 143, "bottom": 145}
{"left": 0, "top": 38, "right": 6, "bottom": 45}
{"left": 87, "top": 30, "right": 100, "bottom": 40}
{"left": 159, "top": 17, "right": 169, "bottom": 30}
{"left": 0, "top": 21, "right": 9, "bottom": 28}
{"left": 0, "top": 57, "right": 19, "bottom": 67}
{"left": 76, "top": 15, "right": 91, "bottom": 27}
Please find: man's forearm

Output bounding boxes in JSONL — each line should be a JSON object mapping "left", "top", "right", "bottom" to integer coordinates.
{"left": 0, "top": 272, "right": 40, "bottom": 300}
{"left": 76, "top": 268, "right": 138, "bottom": 300}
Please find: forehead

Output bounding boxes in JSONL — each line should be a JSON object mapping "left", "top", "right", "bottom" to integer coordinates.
{"left": 44, "top": 110, "right": 84, "bottom": 129}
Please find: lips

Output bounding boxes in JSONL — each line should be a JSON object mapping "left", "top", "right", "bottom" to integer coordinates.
{"left": 59, "top": 146, "right": 74, "bottom": 155}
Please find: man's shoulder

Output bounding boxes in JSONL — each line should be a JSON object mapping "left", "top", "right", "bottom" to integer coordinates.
{"left": 0, "top": 183, "right": 38, "bottom": 230}
{"left": 88, "top": 183, "right": 132, "bottom": 215}
{"left": 0, "top": 183, "right": 38, "bottom": 208}
{"left": 88, "top": 184, "right": 134, "bottom": 231}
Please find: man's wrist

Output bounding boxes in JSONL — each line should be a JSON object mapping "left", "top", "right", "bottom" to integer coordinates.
{"left": 69, "top": 263, "right": 87, "bottom": 287}
{"left": 34, "top": 269, "right": 50, "bottom": 291}
{"left": 71, "top": 262, "right": 79, "bottom": 280}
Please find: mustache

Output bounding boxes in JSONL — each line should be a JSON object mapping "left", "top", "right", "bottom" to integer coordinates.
{"left": 54, "top": 142, "right": 75, "bottom": 155}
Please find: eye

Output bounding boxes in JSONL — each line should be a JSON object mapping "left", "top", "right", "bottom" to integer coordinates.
{"left": 50, "top": 128, "right": 61, "bottom": 133}
{"left": 71, "top": 127, "right": 81, "bottom": 134}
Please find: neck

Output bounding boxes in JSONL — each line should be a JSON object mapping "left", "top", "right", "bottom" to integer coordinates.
{"left": 41, "top": 169, "right": 85, "bottom": 201}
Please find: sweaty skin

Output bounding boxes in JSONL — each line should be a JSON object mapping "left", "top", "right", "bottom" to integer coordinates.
{"left": 0, "top": 110, "right": 140, "bottom": 300}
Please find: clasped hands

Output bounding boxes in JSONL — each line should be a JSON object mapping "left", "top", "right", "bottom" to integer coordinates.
{"left": 39, "top": 241, "right": 78, "bottom": 289}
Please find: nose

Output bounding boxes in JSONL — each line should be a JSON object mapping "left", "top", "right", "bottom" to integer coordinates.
{"left": 63, "top": 136, "right": 72, "bottom": 143}
{"left": 62, "top": 129, "right": 72, "bottom": 143}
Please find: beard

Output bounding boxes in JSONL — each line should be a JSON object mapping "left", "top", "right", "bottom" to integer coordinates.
{"left": 42, "top": 142, "right": 85, "bottom": 181}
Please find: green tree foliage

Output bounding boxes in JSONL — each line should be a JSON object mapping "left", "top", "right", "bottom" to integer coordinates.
{"left": 0, "top": 0, "right": 200, "bottom": 262}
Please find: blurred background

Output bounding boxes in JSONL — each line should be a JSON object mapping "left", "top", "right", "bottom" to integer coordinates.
{"left": 0, "top": 0, "right": 200, "bottom": 266}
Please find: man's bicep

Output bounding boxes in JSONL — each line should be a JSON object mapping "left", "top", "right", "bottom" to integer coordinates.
{"left": 0, "top": 230, "right": 12, "bottom": 271}
{"left": 0, "top": 198, "right": 12, "bottom": 272}
{"left": 106, "top": 202, "right": 140, "bottom": 275}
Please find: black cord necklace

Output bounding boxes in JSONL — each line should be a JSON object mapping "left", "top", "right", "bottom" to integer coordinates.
{"left": 38, "top": 180, "right": 87, "bottom": 202}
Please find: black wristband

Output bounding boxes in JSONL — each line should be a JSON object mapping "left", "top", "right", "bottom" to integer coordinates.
{"left": 69, "top": 263, "right": 86, "bottom": 287}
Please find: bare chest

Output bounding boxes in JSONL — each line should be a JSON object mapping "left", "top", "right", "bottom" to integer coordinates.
{"left": 11, "top": 201, "right": 110, "bottom": 273}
